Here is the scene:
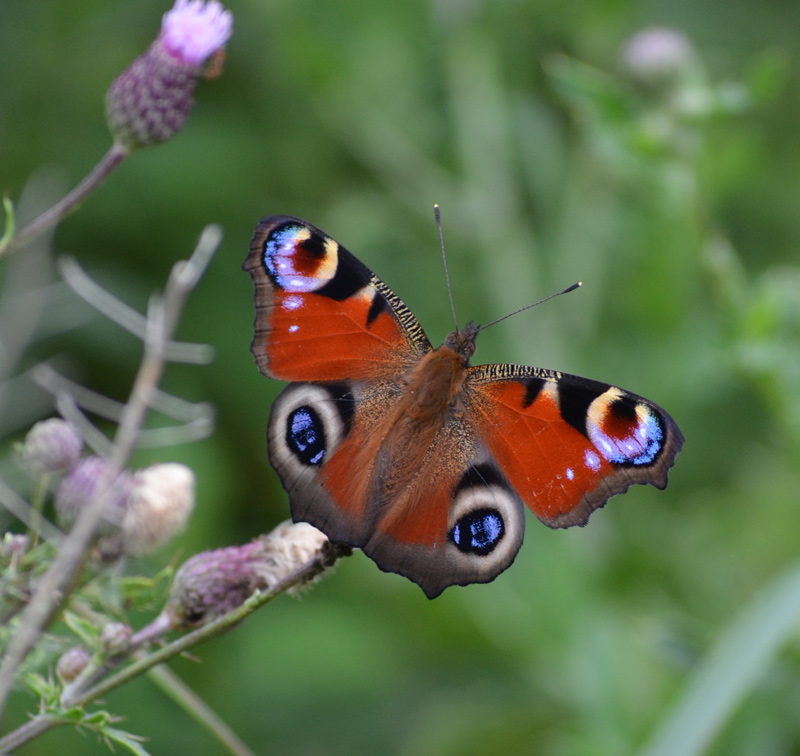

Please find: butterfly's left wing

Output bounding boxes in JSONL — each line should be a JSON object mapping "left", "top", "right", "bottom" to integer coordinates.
{"left": 466, "top": 364, "right": 684, "bottom": 528}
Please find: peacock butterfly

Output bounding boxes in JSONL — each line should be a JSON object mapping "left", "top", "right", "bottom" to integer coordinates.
{"left": 244, "top": 215, "right": 684, "bottom": 598}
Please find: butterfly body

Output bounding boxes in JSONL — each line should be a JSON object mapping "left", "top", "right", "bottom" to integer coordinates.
{"left": 245, "top": 216, "right": 683, "bottom": 598}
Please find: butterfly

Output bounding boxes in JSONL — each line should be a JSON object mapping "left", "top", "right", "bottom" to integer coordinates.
{"left": 244, "top": 216, "right": 684, "bottom": 598}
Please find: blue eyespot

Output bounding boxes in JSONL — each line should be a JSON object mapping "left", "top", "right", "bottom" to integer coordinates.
{"left": 287, "top": 406, "right": 326, "bottom": 466}
{"left": 451, "top": 508, "right": 504, "bottom": 555}
{"left": 588, "top": 405, "right": 664, "bottom": 466}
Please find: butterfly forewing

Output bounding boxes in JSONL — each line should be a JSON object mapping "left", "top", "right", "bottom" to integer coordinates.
{"left": 245, "top": 216, "right": 431, "bottom": 383}
{"left": 466, "top": 364, "right": 684, "bottom": 528}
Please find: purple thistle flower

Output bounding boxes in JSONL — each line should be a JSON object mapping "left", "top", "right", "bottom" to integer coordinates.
{"left": 166, "top": 523, "right": 329, "bottom": 628}
{"left": 54, "top": 456, "right": 132, "bottom": 533}
{"left": 105, "top": 0, "right": 232, "bottom": 150}
{"left": 167, "top": 541, "right": 266, "bottom": 628}
{"left": 21, "top": 418, "right": 83, "bottom": 475}
{"left": 160, "top": 0, "right": 233, "bottom": 66}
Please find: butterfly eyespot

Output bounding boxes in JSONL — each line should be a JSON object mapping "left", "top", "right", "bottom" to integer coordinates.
{"left": 268, "top": 382, "right": 354, "bottom": 479}
{"left": 287, "top": 406, "right": 326, "bottom": 466}
{"left": 444, "top": 464, "right": 525, "bottom": 576}
{"left": 587, "top": 396, "right": 665, "bottom": 467}
{"left": 450, "top": 508, "right": 505, "bottom": 555}
{"left": 263, "top": 224, "right": 338, "bottom": 293}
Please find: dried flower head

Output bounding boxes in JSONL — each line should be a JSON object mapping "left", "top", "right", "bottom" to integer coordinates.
{"left": 21, "top": 418, "right": 83, "bottom": 475}
{"left": 54, "top": 457, "right": 132, "bottom": 532}
{"left": 105, "top": 0, "right": 232, "bottom": 150}
{"left": 166, "top": 522, "right": 329, "bottom": 628}
{"left": 122, "top": 463, "right": 195, "bottom": 554}
{"left": 166, "top": 540, "right": 264, "bottom": 628}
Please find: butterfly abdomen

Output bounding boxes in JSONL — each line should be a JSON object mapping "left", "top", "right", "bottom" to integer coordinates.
{"left": 364, "top": 342, "right": 470, "bottom": 499}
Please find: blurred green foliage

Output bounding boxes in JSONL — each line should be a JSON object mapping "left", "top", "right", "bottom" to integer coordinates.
{"left": 2, "top": 1, "right": 800, "bottom": 754}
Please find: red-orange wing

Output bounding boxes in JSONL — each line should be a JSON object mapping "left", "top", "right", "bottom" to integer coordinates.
{"left": 466, "top": 364, "right": 684, "bottom": 528}
{"left": 244, "top": 216, "right": 431, "bottom": 382}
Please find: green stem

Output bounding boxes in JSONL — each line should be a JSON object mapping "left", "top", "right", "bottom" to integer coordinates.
{"left": 0, "top": 142, "right": 129, "bottom": 259}
{"left": 147, "top": 665, "right": 258, "bottom": 756}
{"left": 0, "top": 544, "right": 343, "bottom": 752}
{"left": 68, "top": 545, "right": 341, "bottom": 710}
{"left": 0, "top": 714, "right": 67, "bottom": 752}
{"left": 27, "top": 473, "right": 50, "bottom": 548}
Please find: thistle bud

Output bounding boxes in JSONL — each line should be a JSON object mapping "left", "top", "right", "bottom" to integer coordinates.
{"left": 21, "top": 418, "right": 83, "bottom": 475}
{"left": 56, "top": 646, "right": 91, "bottom": 684}
{"left": 105, "top": 0, "right": 232, "bottom": 150}
{"left": 100, "top": 622, "right": 133, "bottom": 656}
{"left": 1, "top": 533, "right": 29, "bottom": 562}
{"left": 122, "top": 463, "right": 195, "bottom": 554}
{"left": 166, "top": 522, "right": 328, "bottom": 628}
{"left": 167, "top": 540, "right": 264, "bottom": 628}
{"left": 54, "top": 456, "right": 132, "bottom": 532}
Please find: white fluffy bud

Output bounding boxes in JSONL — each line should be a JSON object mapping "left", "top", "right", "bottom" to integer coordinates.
{"left": 122, "top": 463, "right": 195, "bottom": 554}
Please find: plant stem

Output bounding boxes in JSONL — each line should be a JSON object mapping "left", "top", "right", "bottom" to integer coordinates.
{"left": 147, "top": 665, "right": 258, "bottom": 756}
{"left": 27, "top": 473, "right": 50, "bottom": 548}
{"left": 0, "top": 531, "right": 344, "bottom": 751}
{"left": 67, "top": 543, "right": 342, "bottom": 710}
{"left": 0, "top": 227, "right": 220, "bottom": 718}
{"left": 0, "top": 143, "right": 129, "bottom": 259}
{"left": 0, "top": 715, "right": 67, "bottom": 753}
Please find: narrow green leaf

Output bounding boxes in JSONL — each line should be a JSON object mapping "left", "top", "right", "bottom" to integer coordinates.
{"left": 24, "top": 672, "right": 58, "bottom": 702}
{"left": 82, "top": 709, "right": 112, "bottom": 727}
{"left": 62, "top": 611, "right": 101, "bottom": 648}
{"left": 118, "top": 565, "right": 173, "bottom": 609}
{"left": 638, "top": 560, "right": 800, "bottom": 756}
{"left": 0, "top": 194, "right": 15, "bottom": 253}
{"left": 102, "top": 726, "right": 152, "bottom": 756}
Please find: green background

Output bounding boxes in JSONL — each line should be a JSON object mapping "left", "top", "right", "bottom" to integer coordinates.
{"left": 2, "top": 0, "right": 800, "bottom": 754}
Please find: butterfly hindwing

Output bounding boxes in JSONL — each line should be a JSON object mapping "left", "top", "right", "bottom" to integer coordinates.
{"left": 268, "top": 373, "right": 526, "bottom": 598}
{"left": 267, "top": 376, "right": 399, "bottom": 548}
{"left": 363, "top": 443, "right": 527, "bottom": 599}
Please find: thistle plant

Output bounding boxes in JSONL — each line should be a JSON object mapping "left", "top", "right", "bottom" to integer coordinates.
{"left": 0, "top": 4, "right": 345, "bottom": 754}
{"left": 0, "top": 0, "right": 233, "bottom": 259}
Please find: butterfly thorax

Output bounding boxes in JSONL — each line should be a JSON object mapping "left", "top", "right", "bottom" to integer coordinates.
{"left": 444, "top": 321, "right": 479, "bottom": 365}
{"left": 401, "top": 321, "right": 480, "bottom": 421}
{"left": 372, "top": 337, "right": 473, "bottom": 511}
{"left": 367, "top": 326, "right": 473, "bottom": 490}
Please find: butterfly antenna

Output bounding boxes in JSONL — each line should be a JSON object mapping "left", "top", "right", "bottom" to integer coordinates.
{"left": 479, "top": 281, "right": 583, "bottom": 333}
{"left": 434, "top": 204, "right": 460, "bottom": 330}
